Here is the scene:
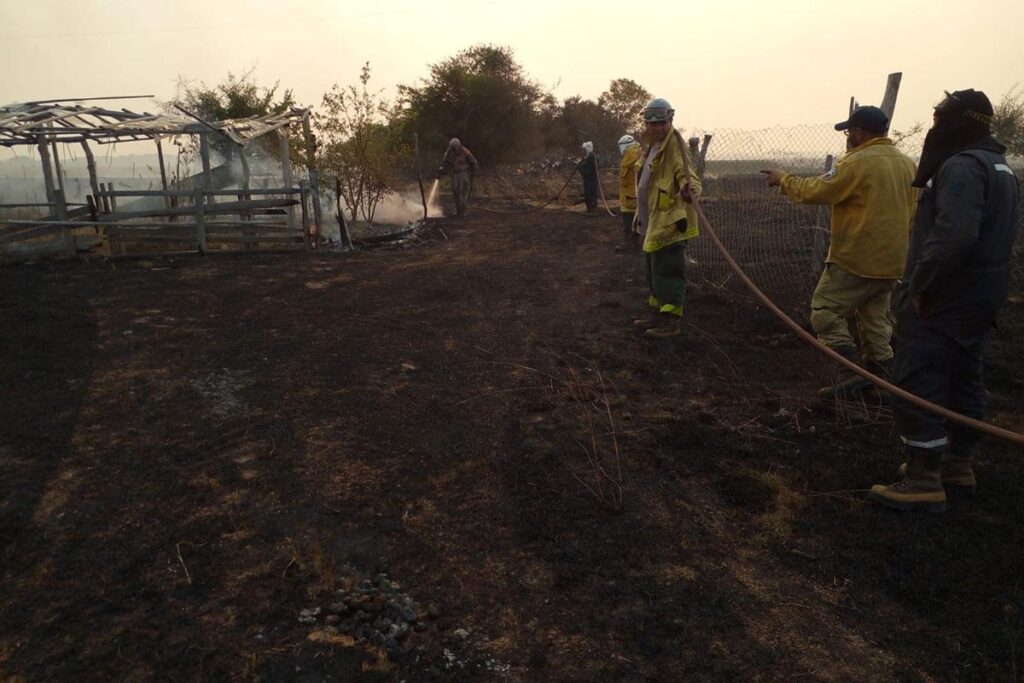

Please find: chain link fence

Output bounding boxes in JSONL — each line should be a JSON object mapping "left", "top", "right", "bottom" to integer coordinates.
{"left": 689, "top": 124, "right": 941, "bottom": 315}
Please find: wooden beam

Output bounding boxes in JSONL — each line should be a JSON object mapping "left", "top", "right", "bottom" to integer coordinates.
{"left": 36, "top": 135, "right": 56, "bottom": 204}
{"left": 278, "top": 129, "right": 296, "bottom": 232}
{"left": 194, "top": 187, "right": 206, "bottom": 254}
{"left": 299, "top": 180, "right": 312, "bottom": 250}
{"left": 199, "top": 133, "right": 213, "bottom": 201}
{"left": 101, "top": 197, "right": 298, "bottom": 221}
{"left": 50, "top": 137, "right": 67, "bottom": 198}
{"left": 80, "top": 140, "right": 101, "bottom": 200}
{"left": 812, "top": 153, "right": 834, "bottom": 269}
{"left": 52, "top": 189, "right": 75, "bottom": 258}
{"left": 301, "top": 115, "right": 323, "bottom": 247}
{"left": 155, "top": 138, "right": 171, "bottom": 209}
{"left": 879, "top": 72, "right": 902, "bottom": 125}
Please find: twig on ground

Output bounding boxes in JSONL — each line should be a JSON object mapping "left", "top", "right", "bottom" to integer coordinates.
{"left": 176, "top": 542, "right": 193, "bottom": 585}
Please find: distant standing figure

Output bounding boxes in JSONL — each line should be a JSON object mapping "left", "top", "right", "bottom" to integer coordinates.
{"left": 579, "top": 141, "right": 599, "bottom": 214}
{"left": 439, "top": 138, "right": 479, "bottom": 216}
{"left": 632, "top": 97, "right": 702, "bottom": 339}
{"left": 869, "top": 89, "right": 1021, "bottom": 512}
{"left": 763, "top": 105, "right": 917, "bottom": 397}
{"left": 617, "top": 134, "right": 642, "bottom": 249}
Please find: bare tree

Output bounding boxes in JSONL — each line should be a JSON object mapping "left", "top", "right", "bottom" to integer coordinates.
{"left": 315, "top": 63, "right": 406, "bottom": 223}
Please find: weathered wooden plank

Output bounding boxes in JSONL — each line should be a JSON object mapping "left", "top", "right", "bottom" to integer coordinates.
{"left": 80, "top": 140, "right": 100, "bottom": 199}
{"left": 155, "top": 138, "right": 171, "bottom": 210}
{"left": 199, "top": 133, "right": 213, "bottom": 201}
{"left": 194, "top": 187, "right": 206, "bottom": 254}
{"left": 36, "top": 135, "right": 56, "bottom": 204}
{"left": 53, "top": 190, "right": 75, "bottom": 257}
{"left": 301, "top": 114, "right": 323, "bottom": 248}
{"left": 103, "top": 198, "right": 298, "bottom": 221}
{"left": 279, "top": 129, "right": 296, "bottom": 232}
{"left": 97, "top": 188, "right": 299, "bottom": 198}
{"left": 880, "top": 72, "right": 902, "bottom": 124}
{"left": 108, "top": 225, "right": 300, "bottom": 238}
{"left": 206, "top": 234, "right": 306, "bottom": 244}
{"left": 0, "top": 224, "right": 65, "bottom": 244}
{"left": 299, "top": 180, "right": 311, "bottom": 250}
{"left": 50, "top": 137, "right": 67, "bottom": 198}
{"left": 104, "top": 233, "right": 198, "bottom": 243}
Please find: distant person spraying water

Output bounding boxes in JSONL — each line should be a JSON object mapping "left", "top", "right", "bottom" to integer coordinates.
{"left": 437, "top": 138, "right": 479, "bottom": 217}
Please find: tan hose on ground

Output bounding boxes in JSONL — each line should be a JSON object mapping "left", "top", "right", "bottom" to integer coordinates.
{"left": 594, "top": 158, "right": 617, "bottom": 217}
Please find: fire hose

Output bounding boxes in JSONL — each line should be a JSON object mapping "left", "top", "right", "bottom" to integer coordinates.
{"left": 593, "top": 158, "right": 618, "bottom": 217}
{"left": 470, "top": 157, "right": 617, "bottom": 216}
{"left": 470, "top": 163, "right": 583, "bottom": 215}
{"left": 690, "top": 197, "right": 1024, "bottom": 447}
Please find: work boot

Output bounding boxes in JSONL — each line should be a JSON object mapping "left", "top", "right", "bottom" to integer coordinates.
{"left": 817, "top": 345, "right": 871, "bottom": 398}
{"left": 897, "top": 453, "right": 976, "bottom": 496}
{"left": 942, "top": 455, "right": 977, "bottom": 492}
{"left": 644, "top": 315, "right": 681, "bottom": 339}
{"left": 633, "top": 317, "right": 661, "bottom": 330}
{"left": 869, "top": 450, "right": 946, "bottom": 512}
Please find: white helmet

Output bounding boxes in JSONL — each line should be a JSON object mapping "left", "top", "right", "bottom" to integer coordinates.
{"left": 617, "top": 134, "right": 637, "bottom": 155}
{"left": 643, "top": 97, "right": 674, "bottom": 122}
{"left": 581, "top": 141, "right": 594, "bottom": 154}
{"left": 448, "top": 137, "right": 461, "bottom": 149}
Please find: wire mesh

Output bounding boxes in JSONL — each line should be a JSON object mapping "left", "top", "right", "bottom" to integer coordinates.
{"left": 686, "top": 124, "right": 934, "bottom": 315}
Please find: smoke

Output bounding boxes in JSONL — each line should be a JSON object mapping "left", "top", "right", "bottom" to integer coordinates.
{"left": 317, "top": 186, "right": 442, "bottom": 241}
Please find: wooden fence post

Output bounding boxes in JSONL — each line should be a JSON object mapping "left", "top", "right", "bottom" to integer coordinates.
{"left": 299, "top": 179, "right": 311, "bottom": 250}
{"left": 36, "top": 136, "right": 56, "bottom": 205}
{"left": 194, "top": 187, "right": 206, "bottom": 254}
{"left": 80, "top": 140, "right": 101, "bottom": 201}
{"left": 301, "top": 116, "right": 323, "bottom": 247}
{"left": 54, "top": 189, "right": 74, "bottom": 258}
{"left": 880, "top": 72, "right": 902, "bottom": 124}
{"left": 811, "top": 154, "right": 834, "bottom": 275}
{"left": 155, "top": 138, "right": 171, "bottom": 210}
{"left": 279, "top": 129, "right": 296, "bottom": 232}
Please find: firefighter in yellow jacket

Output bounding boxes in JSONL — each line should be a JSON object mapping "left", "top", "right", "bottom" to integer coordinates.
{"left": 764, "top": 105, "right": 917, "bottom": 396}
{"left": 617, "top": 134, "right": 643, "bottom": 250}
{"left": 633, "top": 98, "right": 702, "bottom": 339}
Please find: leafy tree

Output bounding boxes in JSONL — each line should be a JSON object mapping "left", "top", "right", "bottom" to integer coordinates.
{"left": 555, "top": 96, "right": 620, "bottom": 156}
{"left": 398, "top": 45, "right": 544, "bottom": 164}
{"left": 992, "top": 85, "right": 1024, "bottom": 157}
{"left": 170, "top": 69, "right": 295, "bottom": 161}
{"left": 315, "top": 63, "right": 407, "bottom": 223}
{"left": 598, "top": 78, "right": 652, "bottom": 135}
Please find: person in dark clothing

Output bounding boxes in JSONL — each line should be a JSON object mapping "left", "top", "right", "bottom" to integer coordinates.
{"left": 869, "top": 89, "right": 1021, "bottom": 512}
{"left": 438, "top": 138, "right": 479, "bottom": 216}
{"left": 579, "top": 141, "right": 599, "bottom": 214}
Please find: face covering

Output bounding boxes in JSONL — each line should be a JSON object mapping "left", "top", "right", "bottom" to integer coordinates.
{"left": 913, "top": 90, "right": 993, "bottom": 188}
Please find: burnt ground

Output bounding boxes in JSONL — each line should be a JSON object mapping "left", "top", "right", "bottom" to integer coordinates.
{"left": 1, "top": 202, "right": 1024, "bottom": 682}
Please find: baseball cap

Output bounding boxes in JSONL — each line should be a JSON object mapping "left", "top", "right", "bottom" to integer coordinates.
{"left": 834, "top": 105, "right": 890, "bottom": 133}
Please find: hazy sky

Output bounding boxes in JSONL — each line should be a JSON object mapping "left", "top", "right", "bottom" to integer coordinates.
{"left": 1, "top": 0, "right": 1022, "bottom": 137}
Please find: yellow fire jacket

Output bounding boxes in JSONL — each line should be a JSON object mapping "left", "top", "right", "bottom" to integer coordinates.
{"left": 619, "top": 144, "right": 643, "bottom": 212}
{"left": 640, "top": 129, "right": 702, "bottom": 253}
{"left": 779, "top": 137, "right": 917, "bottom": 279}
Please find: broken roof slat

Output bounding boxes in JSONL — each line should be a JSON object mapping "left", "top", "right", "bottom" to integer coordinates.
{"left": 1, "top": 100, "right": 309, "bottom": 146}
{"left": 10, "top": 107, "right": 104, "bottom": 133}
